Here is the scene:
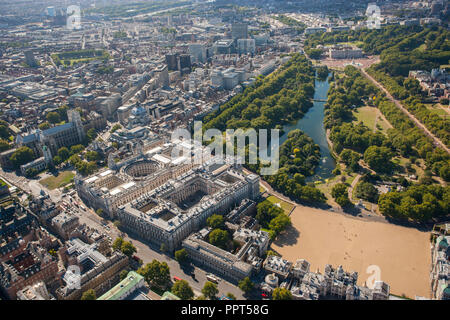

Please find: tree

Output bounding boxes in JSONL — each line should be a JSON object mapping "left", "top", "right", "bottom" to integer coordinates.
{"left": 238, "top": 277, "right": 254, "bottom": 294}
{"left": 272, "top": 288, "right": 292, "bottom": 300}
{"left": 336, "top": 195, "right": 352, "bottom": 207}
{"left": 226, "top": 293, "right": 236, "bottom": 300}
{"left": 119, "top": 270, "right": 128, "bottom": 281}
{"left": 0, "top": 139, "right": 9, "bottom": 152}
{"left": 38, "top": 122, "right": 50, "bottom": 130}
{"left": 70, "top": 144, "right": 84, "bottom": 155}
{"left": 332, "top": 183, "right": 347, "bottom": 199}
{"left": 174, "top": 248, "right": 188, "bottom": 264}
{"left": 137, "top": 260, "right": 171, "bottom": 289}
{"left": 202, "top": 281, "right": 219, "bottom": 300}
{"left": 57, "top": 147, "right": 70, "bottom": 161}
{"left": 266, "top": 250, "right": 280, "bottom": 257}
{"left": 209, "top": 229, "right": 229, "bottom": 250}
{"left": 86, "top": 151, "right": 100, "bottom": 162}
{"left": 112, "top": 237, "right": 124, "bottom": 251}
{"left": 363, "top": 146, "right": 393, "bottom": 173}
{"left": 332, "top": 183, "right": 352, "bottom": 208}
{"left": 305, "top": 48, "right": 323, "bottom": 59}
{"left": 268, "top": 214, "right": 291, "bottom": 238}
{"left": 57, "top": 105, "right": 69, "bottom": 121}
{"left": 81, "top": 289, "right": 96, "bottom": 300}
{"left": 10, "top": 146, "right": 34, "bottom": 169}
{"left": 52, "top": 155, "right": 62, "bottom": 165}
{"left": 46, "top": 111, "right": 61, "bottom": 124}
{"left": 439, "top": 163, "right": 450, "bottom": 182}
{"left": 256, "top": 201, "right": 283, "bottom": 228}
{"left": 355, "top": 181, "right": 379, "bottom": 203}
{"left": 206, "top": 214, "right": 225, "bottom": 230}
{"left": 340, "top": 149, "right": 360, "bottom": 172}
{"left": 76, "top": 161, "right": 97, "bottom": 176}
{"left": 171, "top": 280, "right": 194, "bottom": 300}
{"left": 121, "top": 241, "right": 137, "bottom": 257}
{"left": 86, "top": 128, "right": 97, "bottom": 142}
{"left": 110, "top": 124, "right": 122, "bottom": 133}
{"left": 68, "top": 154, "right": 81, "bottom": 166}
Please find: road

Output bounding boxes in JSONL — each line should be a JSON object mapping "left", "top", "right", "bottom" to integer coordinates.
{"left": 360, "top": 68, "right": 450, "bottom": 154}
{"left": 68, "top": 193, "right": 245, "bottom": 299}
{"left": 124, "top": 231, "right": 245, "bottom": 299}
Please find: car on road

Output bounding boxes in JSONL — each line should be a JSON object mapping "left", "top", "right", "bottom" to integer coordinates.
{"left": 206, "top": 274, "right": 219, "bottom": 283}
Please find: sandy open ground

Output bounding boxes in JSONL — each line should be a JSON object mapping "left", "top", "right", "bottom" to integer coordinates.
{"left": 272, "top": 205, "right": 431, "bottom": 298}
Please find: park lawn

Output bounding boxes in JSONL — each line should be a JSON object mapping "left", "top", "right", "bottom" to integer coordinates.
{"left": 316, "top": 171, "right": 357, "bottom": 206}
{"left": 375, "top": 115, "right": 391, "bottom": 133}
{"left": 339, "top": 41, "right": 364, "bottom": 47}
{"left": 352, "top": 106, "right": 377, "bottom": 130}
{"left": 392, "top": 156, "right": 409, "bottom": 167}
{"left": 266, "top": 195, "right": 294, "bottom": 214}
{"left": 40, "top": 171, "right": 75, "bottom": 190}
{"left": 66, "top": 57, "right": 98, "bottom": 66}
{"left": 425, "top": 104, "right": 448, "bottom": 119}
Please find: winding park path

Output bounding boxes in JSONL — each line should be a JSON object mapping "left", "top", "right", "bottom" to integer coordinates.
{"left": 360, "top": 68, "right": 450, "bottom": 155}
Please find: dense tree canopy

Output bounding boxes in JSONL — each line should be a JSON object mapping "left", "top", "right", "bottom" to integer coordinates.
{"left": 172, "top": 280, "right": 194, "bottom": 300}
{"left": 174, "top": 248, "right": 188, "bottom": 264}
{"left": 137, "top": 260, "right": 171, "bottom": 289}
{"left": 10, "top": 146, "right": 35, "bottom": 169}
{"left": 80, "top": 289, "right": 96, "bottom": 300}
{"left": 331, "top": 183, "right": 352, "bottom": 207}
{"left": 202, "top": 281, "right": 219, "bottom": 300}
{"left": 378, "top": 184, "right": 449, "bottom": 222}
{"left": 355, "top": 181, "right": 379, "bottom": 203}
{"left": 363, "top": 146, "right": 393, "bottom": 173}
{"left": 238, "top": 277, "right": 254, "bottom": 294}
{"left": 272, "top": 287, "right": 293, "bottom": 300}
{"left": 209, "top": 229, "right": 229, "bottom": 250}
{"left": 206, "top": 214, "right": 225, "bottom": 230}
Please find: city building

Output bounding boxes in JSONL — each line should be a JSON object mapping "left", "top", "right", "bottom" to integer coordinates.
{"left": 97, "top": 271, "right": 146, "bottom": 300}
{"left": 17, "top": 281, "right": 54, "bottom": 300}
{"left": 232, "top": 23, "right": 248, "bottom": 40}
{"left": 189, "top": 43, "right": 207, "bottom": 63}
{"left": 56, "top": 238, "right": 129, "bottom": 300}
{"left": 75, "top": 139, "right": 198, "bottom": 218}
{"left": 183, "top": 227, "right": 268, "bottom": 283}
{"left": 16, "top": 110, "right": 85, "bottom": 159}
{"left": 430, "top": 224, "right": 450, "bottom": 300}
{"left": 328, "top": 46, "right": 364, "bottom": 59}
{"left": 118, "top": 160, "right": 260, "bottom": 252}
{"left": 24, "top": 50, "right": 38, "bottom": 67}
{"left": 0, "top": 203, "right": 59, "bottom": 300}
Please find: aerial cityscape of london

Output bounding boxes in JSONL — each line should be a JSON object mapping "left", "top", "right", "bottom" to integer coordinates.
{"left": 0, "top": 0, "right": 448, "bottom": 311}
